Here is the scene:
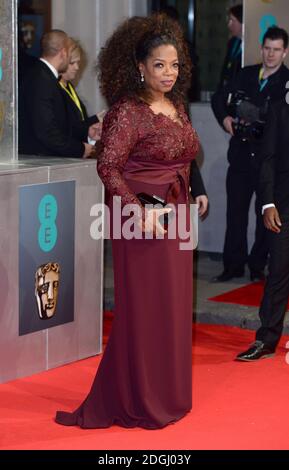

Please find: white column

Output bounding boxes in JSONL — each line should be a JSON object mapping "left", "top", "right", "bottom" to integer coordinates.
{"left": 0, "top": 0, "right": 17, "bottom": 161}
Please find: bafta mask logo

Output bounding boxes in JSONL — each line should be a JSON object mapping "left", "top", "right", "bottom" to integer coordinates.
{"left": 35, "top": 262, "right": 60, "bottom": 319}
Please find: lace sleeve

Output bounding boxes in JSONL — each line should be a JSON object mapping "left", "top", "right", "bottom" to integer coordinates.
{"left": 97, "top": 99, "right": 142, "bottom": 208}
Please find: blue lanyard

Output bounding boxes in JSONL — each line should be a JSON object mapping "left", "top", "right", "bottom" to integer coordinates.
{"left": 258, "top": 68, "right": 268, "bottom": 92}
{"left": 230, "top": 38, "right": 242, "bottom": 59}
{"left": 227, "top": 38, "right": 242, "bottom": 70}
{"left": 259, "top": 79, "right": 268, "bottom": 92}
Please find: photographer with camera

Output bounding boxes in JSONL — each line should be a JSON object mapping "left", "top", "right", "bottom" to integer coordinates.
{"left": 211, "top": 26, "right": 289, "bottom": 282}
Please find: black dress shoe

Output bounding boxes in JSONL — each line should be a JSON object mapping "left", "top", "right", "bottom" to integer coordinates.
{"left": 250, "top": 270, "right": 266, "bottom": 282}
{"left": 211, "top": 269, "right": 244, "bottom": 283}
{"left": 235, "top": 341, "right": 275, "bottom": 361}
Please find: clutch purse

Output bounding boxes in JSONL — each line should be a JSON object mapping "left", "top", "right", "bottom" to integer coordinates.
{"left": 137, "top": 192, "right": 169, "bottom": 226}
{"left": 137, "top": 192, "right": 166, "bottom": 207}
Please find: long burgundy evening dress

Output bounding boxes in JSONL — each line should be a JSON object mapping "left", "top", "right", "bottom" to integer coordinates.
{"left": 56, "top": 96, "right": 199, "bottom": 429}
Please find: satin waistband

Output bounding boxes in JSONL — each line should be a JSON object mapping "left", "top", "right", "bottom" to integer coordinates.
{"left": 123, "top": 159, "right": 191, "bottom": 204}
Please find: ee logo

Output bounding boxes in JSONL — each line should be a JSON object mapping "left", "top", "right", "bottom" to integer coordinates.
{"left": 38, "top": 194, "right": 58, "bottom": 252}
{"left": 0, "top": 48, "right": 3, "bottom": 81}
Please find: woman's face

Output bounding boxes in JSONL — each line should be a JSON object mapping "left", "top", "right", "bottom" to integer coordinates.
{"left": 61, "top": 53, "right": 81, "bottom": 82}
{"left": 139, "top": 44, "right": 179, "bottom": 96}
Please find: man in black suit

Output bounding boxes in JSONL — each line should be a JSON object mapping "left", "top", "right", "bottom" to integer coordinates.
{"left": 19, "top": 30, "right": 96, "bottom": 158}
{"left": 236, "top": 100, "right": 289, "bottom": 361}
{"left": 218, "top": 4, "right": 243, "bottom": 90}
{"left": 211, "top": 26, "right": 289, "bottom": 282}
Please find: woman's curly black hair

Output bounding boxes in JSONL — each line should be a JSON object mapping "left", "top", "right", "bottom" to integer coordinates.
{"left": 97, "top": 13, "right": 192, "bottom": 106}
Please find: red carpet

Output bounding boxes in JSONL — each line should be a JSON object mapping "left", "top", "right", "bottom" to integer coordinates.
{"left": 209, "top": 281, "right": 289, "bottom": 310}
{"left": 1, "top": 313, "right": 289, "bottom": 450}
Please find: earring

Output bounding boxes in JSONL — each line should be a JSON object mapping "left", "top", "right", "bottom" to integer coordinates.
{"left": 140, "top": 73, "right": 145, "bottom": 83}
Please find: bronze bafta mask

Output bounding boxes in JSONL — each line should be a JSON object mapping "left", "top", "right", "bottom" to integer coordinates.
{"left": 35, "top": 263, "right": 60, "bottom": 319}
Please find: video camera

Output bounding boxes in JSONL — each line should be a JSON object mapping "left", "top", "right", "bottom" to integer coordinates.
{"left": 227, "top": 90, "right": 270, "bottom": 142}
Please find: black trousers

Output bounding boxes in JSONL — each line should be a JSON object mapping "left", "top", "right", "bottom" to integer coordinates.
{"left": 223, "top": 166, "right": 269, "bottom": 272}
{"left": 256, "top": 218, "right": 289, "bottom": 349}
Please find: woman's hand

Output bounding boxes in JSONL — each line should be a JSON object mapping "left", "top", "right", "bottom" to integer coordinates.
{"left": 138, "top": 208, "right": 172, "bottom": 236}
{"left": 195, "top": 195, "right": 208, "bottom": 217}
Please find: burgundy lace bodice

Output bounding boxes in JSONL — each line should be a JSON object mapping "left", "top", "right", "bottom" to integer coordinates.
{"left": 97, "top": 97, "right": 200, "bottom": 207}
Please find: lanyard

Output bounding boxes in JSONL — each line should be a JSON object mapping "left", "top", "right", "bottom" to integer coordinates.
{"left": 227, "top": 38, "right": 242, "bottom": 70}
{"left": 230, "top": 38, "right": 242, "bottom": 59}
{"left": 258, "top": 68, "right": 269, "bottom": 92}
{"left": 60, "top": 81, "right": 85, "bottom": 120}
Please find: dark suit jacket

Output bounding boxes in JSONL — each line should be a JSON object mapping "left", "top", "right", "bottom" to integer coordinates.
{"left": 59, "top": 81, "right": 98, "bottom": 143}
{"left": 258, "top": 101, "right": 289, "bottom": 217}
{"left": 218, "top": 36, "right": 242, "bottom": 90}
{"left": 19, "top": 60, "right": 85, "bottom": 157}
{"left": 18, "top": 49, "right": 39, "bottom": 85}
{"left": 190, "top": 160, "right": 207, "bottom": 198}
{"left": 182, "top": 100, "right": 207, "bottom": 198}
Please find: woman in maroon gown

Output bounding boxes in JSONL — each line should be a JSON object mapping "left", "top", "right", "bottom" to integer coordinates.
{"left": 56, "top": 14, "right": 207, "bottom": 429}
